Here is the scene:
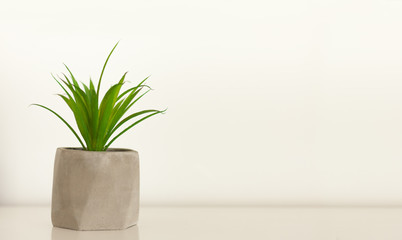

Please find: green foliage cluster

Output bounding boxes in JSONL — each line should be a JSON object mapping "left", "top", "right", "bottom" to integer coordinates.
{"left": 33, "top": 43, "right": 165, "bottom": 151}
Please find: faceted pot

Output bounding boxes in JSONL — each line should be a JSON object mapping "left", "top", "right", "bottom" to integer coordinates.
{"left": 51, "top": 147, "right": 140, "bottom": 231}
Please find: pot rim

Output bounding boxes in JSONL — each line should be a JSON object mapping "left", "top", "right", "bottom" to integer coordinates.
{"left": 57, "top": 147, "right": 137, "bottom": 153}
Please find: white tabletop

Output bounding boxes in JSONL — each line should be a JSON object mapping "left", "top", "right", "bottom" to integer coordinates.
{"left": 1, "top": 206, "right": 402, "bottom": 240}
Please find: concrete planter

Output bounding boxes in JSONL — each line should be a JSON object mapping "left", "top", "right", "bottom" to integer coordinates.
{"left": 51, "top": 147, "right": 140, "bottom": 231}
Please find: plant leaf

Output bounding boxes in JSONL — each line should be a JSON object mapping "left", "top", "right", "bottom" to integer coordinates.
{"left": 97, "top": 41, "right": 119, "bottom": 96}
{"left": 96, "top": 78, "right": 125, "bottom": 149}
{"left": 31, "top": 104, "right": 86, "bottom": 149}
{"left": 104, "top": 110, "right": 164, "bottom": 149}
{"left": 116, "top": 76, "right": 150, "bottom": 101}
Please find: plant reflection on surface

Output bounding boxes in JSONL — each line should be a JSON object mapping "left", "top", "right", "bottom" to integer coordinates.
{"left": 51, "top": 225, "right": 139, "bottom": 240}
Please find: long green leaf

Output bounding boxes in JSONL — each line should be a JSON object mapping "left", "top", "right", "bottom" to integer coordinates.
{"left": 56, "top": 94, "right": 91, "bottom": 148}
{"left": 97, "top": 41, "right": 119, "bottom": 96}
{"left": 104, "top": 110, "right": 163, "bottom": 150}
{"left": 116, "top": 76, "right": 150, "bottom": 101}
{"left": 126, "top": 88, "right": 152, "bottom": 110}
{"left": 31, "top": 104, "right": 86, "bottom": 149}
{"left": 63, "top": 64, "right": 79, "bottom": 87}
{"left": 105, "top": 109, "right": 160, "bottom": 143}
{"left": 51, "top": 74, "right": 73, "bottom": 100}
{"left": 96, "top": 80, "right": 124, "bottom": 149}
{"left": 106, "top": 86, "right": 143, "bottom": 137}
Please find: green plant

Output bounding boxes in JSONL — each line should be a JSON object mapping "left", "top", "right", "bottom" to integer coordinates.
{"left": 32, "top": 42, "right": 165, "bottom": 151}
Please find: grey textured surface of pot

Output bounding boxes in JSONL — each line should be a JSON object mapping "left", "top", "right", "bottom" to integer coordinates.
{"left": 51, "top": 147, "right": 140, "bottom": 231}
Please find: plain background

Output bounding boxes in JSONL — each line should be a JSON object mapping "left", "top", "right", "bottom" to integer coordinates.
{"left": 2, "top": 0, "right": 402, "bottom": 206}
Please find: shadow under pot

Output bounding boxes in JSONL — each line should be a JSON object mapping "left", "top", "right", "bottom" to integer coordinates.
{"left": 51, "top": 147, "right": 140, "bottom": 231}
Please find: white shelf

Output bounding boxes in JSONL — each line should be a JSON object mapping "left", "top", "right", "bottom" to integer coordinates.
{"left": 1, "top": 206, "right": 402, "bottom": 239}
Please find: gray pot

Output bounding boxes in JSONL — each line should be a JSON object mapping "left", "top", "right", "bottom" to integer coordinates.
{"left": 51, "top": 147, "right": 140, "bottom": 231}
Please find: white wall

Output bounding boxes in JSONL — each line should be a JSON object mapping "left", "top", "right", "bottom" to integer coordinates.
{"left": 2, "top": 0, "right": 402, "bottom": 206}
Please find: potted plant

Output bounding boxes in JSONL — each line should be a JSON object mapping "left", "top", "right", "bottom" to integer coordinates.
{"left": 33, "top": 42, "right": 165, "bottom": 231}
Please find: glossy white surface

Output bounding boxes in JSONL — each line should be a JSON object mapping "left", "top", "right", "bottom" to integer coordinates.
{"left": 1, "top": 206, "right": 402, "bottom": 239}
